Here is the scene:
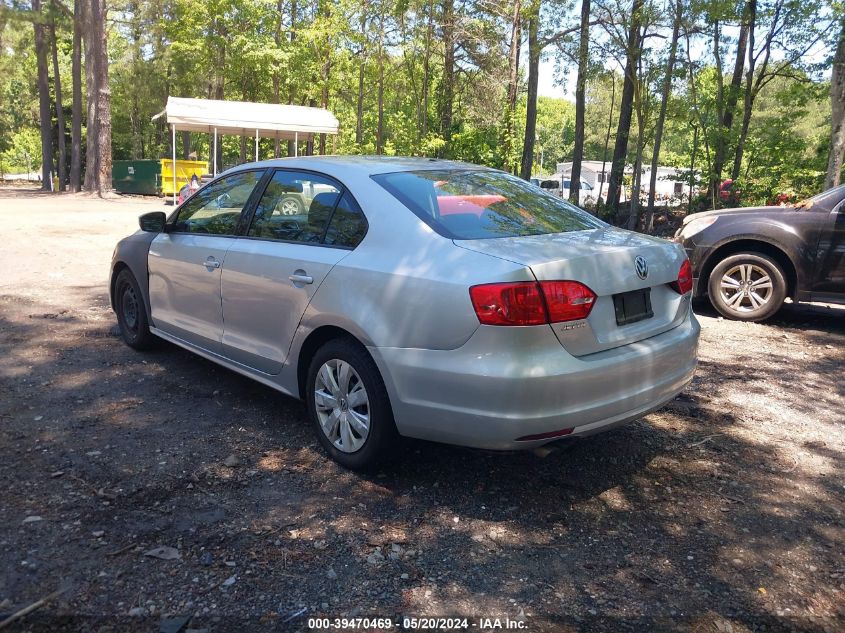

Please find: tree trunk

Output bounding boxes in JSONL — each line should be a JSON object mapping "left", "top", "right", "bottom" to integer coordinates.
{"left": 376, "top": 8, "right": 386, "bottom": 155}
{"left": 569, "top": 0, "right": 590, "bottom": 203}
{"left": 355, "top": 13, "right": 367, "bottom": 147}
{"left": 731, "top": 0, "right": 758, "bottom": 181}
{"left": 273, "top": 0, "right": 283, "bottom": 158}
{"left": 69, "top": 0, "right": 82, "bottom": 191}
{"left": 33, "top": 0, "right": 54, "bottom": 190}
{"left": 502, "top": 0, "right": 521, "bottom": 174}
{"left": 287, "top": 0, "right": 298, "bottom": 158}
{"left": 644, "top": 0, "right": 681, "bottom": 231}
{"left": 82, "top": 0, "right": 111, "bottom": 194}
{"left": 50, "top": 13, "right": 66, "bottom": 191}
{"left": 710, "top": 2, "right": 750, "bottom": 199}
{"left": 519, "top": 9, "right": 540, "bottom": 180}
{"left": 181, "top": 131, "right": 191, "bottom": 160}
{"left": 421, "top": 0, "right": 434, "bottom": 139}
{"left": 827, "top": 16, "right": 845, "bottom": 188}
{"left": 439, "top": 0, "right": 455, "bottom": 157}
{"left": 597, "top": 75, "right": 616, "bottom": 204}
{"left": 607, "top": 0, "right": 643, "bottom": 215}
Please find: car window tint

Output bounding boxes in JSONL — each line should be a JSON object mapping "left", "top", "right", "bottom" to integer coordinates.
{"left": 373, "top": 169, "right": 606, "bottom": 240}
{"left": 249, "top": 170, "right": 341, "bottom": 243}
{"left": 324, "top": 192, "right": 367, "bottom": 248}
{"left": 173, "top": 171, "right": 261, "bottom": 236}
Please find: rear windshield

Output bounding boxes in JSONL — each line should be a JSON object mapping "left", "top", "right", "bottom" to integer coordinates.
{"left": 372, "top": 169, "right": 605, "bottom": 239}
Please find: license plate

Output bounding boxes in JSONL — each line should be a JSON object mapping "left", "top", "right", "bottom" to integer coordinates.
{"left": 613, "top": 288, "right": 653, "bottom": 326}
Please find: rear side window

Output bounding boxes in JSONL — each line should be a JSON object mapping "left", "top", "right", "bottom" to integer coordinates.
{"left": 372, "top": 170, "right": 605, "bottom": 240}
{"left": 324, "top": 192, "right": 367, "bottom": 248}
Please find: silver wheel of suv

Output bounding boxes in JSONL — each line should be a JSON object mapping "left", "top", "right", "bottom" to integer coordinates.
{"left": 719, "top": 263, "right": 774, "bottom": 312}
{"left": 279, "top": 197, "right": 302, "bottom": 215}
{"left": 314, "top": 359, "right": 370, "bottom": 453}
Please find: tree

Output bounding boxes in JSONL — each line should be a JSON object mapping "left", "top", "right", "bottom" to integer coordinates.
{"left": 82, "top": 0, "right": 112, "bottom": 194}
{"left": 32, "top": 0, "right": 54, "bottom": 189}
{"left": 69, "top": 0, "right": 82, "bottom": 191}
{"left": 644, "top": 0, "right": 681, "bottom": 231}
{"left": 827, "top": 14, "right": 845, "bottom": 189}
{"left": 709, "top": 1, "right": 751, "bottom": 200}
{"left": 603, "top": 0, "right": 644, "bottom": 216}
{"left": 569, "top": 0, "right": 591, "bottom": 204}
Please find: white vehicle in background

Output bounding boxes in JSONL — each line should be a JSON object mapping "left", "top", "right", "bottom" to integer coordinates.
{"left": 530, "top": 175, "right": 596, "bottom": 207}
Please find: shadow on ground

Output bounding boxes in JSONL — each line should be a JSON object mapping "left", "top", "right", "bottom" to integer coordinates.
{"left": 0, "top": 288, "right": 843, "bottom": 632}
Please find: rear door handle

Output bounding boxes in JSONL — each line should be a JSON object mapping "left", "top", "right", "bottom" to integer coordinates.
{"left": 203, "top": 257, "right": 221, "bottom": 269}
{"left": 289, "top": 273, "right": 313, "bottom": 285}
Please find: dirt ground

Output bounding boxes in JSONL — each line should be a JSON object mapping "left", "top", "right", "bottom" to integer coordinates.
{"left": 0, "top": 186, "right": 843, "bottom": 633}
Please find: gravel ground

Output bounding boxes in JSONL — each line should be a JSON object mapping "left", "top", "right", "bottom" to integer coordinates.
{"left": 1, "top": 186, "right": 843, "bottom": 633}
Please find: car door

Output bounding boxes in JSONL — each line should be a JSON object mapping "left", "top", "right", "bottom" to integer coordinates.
{"left": 813, "top": 198, "right": 845, "bottom": 298}
{"left": 220, "top": 170, "right": 368, "bottom": 374}
{"left": 148, "top": 169, "right": 266, "bottom": 352}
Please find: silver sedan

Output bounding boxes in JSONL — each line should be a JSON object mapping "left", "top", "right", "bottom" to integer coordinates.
{"left": 110, "top": 157, "right": 699, "bottom": 469}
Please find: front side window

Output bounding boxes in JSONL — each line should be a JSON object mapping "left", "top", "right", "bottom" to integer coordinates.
{"left": 172, "top": 171, "right": 262, "bottom": 235}
{"left": 373, "top": 169, "right": 605, "bottom": 240}
{"left": 248, "top": 170, "right": 342, "bottom": 244}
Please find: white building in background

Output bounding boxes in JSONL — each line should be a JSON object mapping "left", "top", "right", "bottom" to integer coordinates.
{"left": 554, "top": 160, "right": 690, "bottom": 204}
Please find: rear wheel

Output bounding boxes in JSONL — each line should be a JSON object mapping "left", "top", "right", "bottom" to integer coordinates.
{"left": 707, "top": 252, "right": 786, "bottom": 322}
{"left": 305, "top": 339, "right": 398, "bottom": 470}
{"left": 114, "top": 269, "right": 155, "bottom": 350}
{"left": 277, "top": 196, "right": 304, "bottom": 215}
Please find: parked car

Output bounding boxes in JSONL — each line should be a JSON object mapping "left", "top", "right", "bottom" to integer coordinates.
{"left": 111, "top": 157, "right": 699, "bottom": 469}
{"left": 530, "top": 175, "right": 595, "bottom": 206}
{"left": 675, "top": 183, "right": 845, "bottom": 321}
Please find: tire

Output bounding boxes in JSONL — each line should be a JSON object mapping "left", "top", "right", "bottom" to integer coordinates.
{"left": 707, "top": 252, "right": 787, "bottom": 322}
{"left": 277, "top": 196, "right": 304, "bottom": 216}
{"left": 114, "top": 268, "right": 156, "bottom": 350}
{"left": 305, "top": 338, "right": 399, "bottom": 471}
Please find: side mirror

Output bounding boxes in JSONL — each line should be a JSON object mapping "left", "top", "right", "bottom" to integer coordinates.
{"left": 139, "top": 211, "right": 166, "bottom": 233}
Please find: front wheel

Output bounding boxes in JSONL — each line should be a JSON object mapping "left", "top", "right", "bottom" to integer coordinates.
{"left": 305, "top": 339, "right": 398, "bottom": 471}
{"left": 114, "top": 269, "right": 156, "bottom": 350}
{"left": 707, "top": 252, "right": 787, "bottom": 322}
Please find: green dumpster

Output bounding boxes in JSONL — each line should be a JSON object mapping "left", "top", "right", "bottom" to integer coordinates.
{"left": 112, "top": 160, "right": 161, "bottom": 195}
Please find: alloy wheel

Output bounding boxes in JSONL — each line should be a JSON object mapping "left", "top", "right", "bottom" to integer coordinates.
{"left": 718, "top": 263, "right": 774, "bottom": 313}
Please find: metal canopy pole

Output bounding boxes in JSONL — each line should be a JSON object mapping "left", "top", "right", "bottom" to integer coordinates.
{"left": 213, "top": 127, "right": 218, "bottom": 176}
{"left": 171, "top": 123, "right": 177, "bottom": 206}
{"left": 255, "top": 129, "right": 259, "bottom": 162}
{"left": 294, "top": 132, "right": 298, "bottom": 157}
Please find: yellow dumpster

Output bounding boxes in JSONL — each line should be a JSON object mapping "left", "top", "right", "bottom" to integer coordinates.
{"left": 160, "top": 159, "right": 209, "bottom": 196}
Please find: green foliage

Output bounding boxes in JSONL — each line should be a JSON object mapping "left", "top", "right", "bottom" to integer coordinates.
{"left": 0, "top": 0, "right": 836, "bottom": 209}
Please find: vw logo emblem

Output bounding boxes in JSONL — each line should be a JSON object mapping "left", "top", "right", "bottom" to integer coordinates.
{"left": 635, "top": 256, "right": 649, "bottom": 280}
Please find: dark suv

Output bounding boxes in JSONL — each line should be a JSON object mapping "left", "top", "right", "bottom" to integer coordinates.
{"left": 675, "top": 184, "right": 845, "bottom": 321}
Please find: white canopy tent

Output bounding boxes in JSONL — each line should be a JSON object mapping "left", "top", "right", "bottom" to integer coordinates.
{"left": 152, "top": 96, "right": 340, "bottom": 203}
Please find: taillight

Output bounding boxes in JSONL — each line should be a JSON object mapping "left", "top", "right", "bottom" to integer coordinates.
{"left": 469, "top": 282, "right": 548, "bottom": 326}
{"left": 469, "top": 280, "right": 596, "bottom": 326}
{"left": 541, "top": 281, "right": 596, "bottom": 323}
{"left": 670, "top": 259, "right": 693, "bottom": 294}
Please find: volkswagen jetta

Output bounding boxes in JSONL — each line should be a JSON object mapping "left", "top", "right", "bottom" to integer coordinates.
{"left": 110, "top": 156, "right": 699, "bottom": 469}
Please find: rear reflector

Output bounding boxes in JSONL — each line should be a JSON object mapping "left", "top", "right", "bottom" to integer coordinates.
{"left": 670, "top": 259, "right": 693, "bottom": 295}
{"left": 470, "top": 280, "right": 596, "bottom": 326}
{"left": 515, "top": 427, "right": 574, "bottom": 442}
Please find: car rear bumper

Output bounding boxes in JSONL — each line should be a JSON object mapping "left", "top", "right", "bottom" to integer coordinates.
{"left": 369, "top": 312, "right": 699, "bottom": 450}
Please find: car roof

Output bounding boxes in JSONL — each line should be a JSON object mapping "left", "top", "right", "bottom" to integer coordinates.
{"left": 224, "top": 155, "right": 493, "bottom": 178}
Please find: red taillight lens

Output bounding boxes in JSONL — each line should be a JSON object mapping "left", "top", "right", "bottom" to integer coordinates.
{"left": 469, "top": 280, "right": 596, "bottom": 326}
{"left": 670, "top": 259, "right": 693, "bottom": 295}
{"left": 540, "top": 281, "right": 596, "bottom": 323}
{"left": 469, "top": 282, "right": 548, "bottom": 326}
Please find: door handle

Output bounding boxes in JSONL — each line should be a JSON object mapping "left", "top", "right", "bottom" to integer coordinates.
{"left": 289, "top": 273, "right": 313, "bottom": 285}
{"left": 203, "top": 257, "right": 221, "bottom": 269}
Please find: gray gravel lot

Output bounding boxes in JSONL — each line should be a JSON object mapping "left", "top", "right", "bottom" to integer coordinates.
{"left": 1, "top": 187, "right": 843, "bottom": 632}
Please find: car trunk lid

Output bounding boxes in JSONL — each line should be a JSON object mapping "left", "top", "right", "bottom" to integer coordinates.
{"left": 454, "top": 227, "right": 691, "bottom": 356}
